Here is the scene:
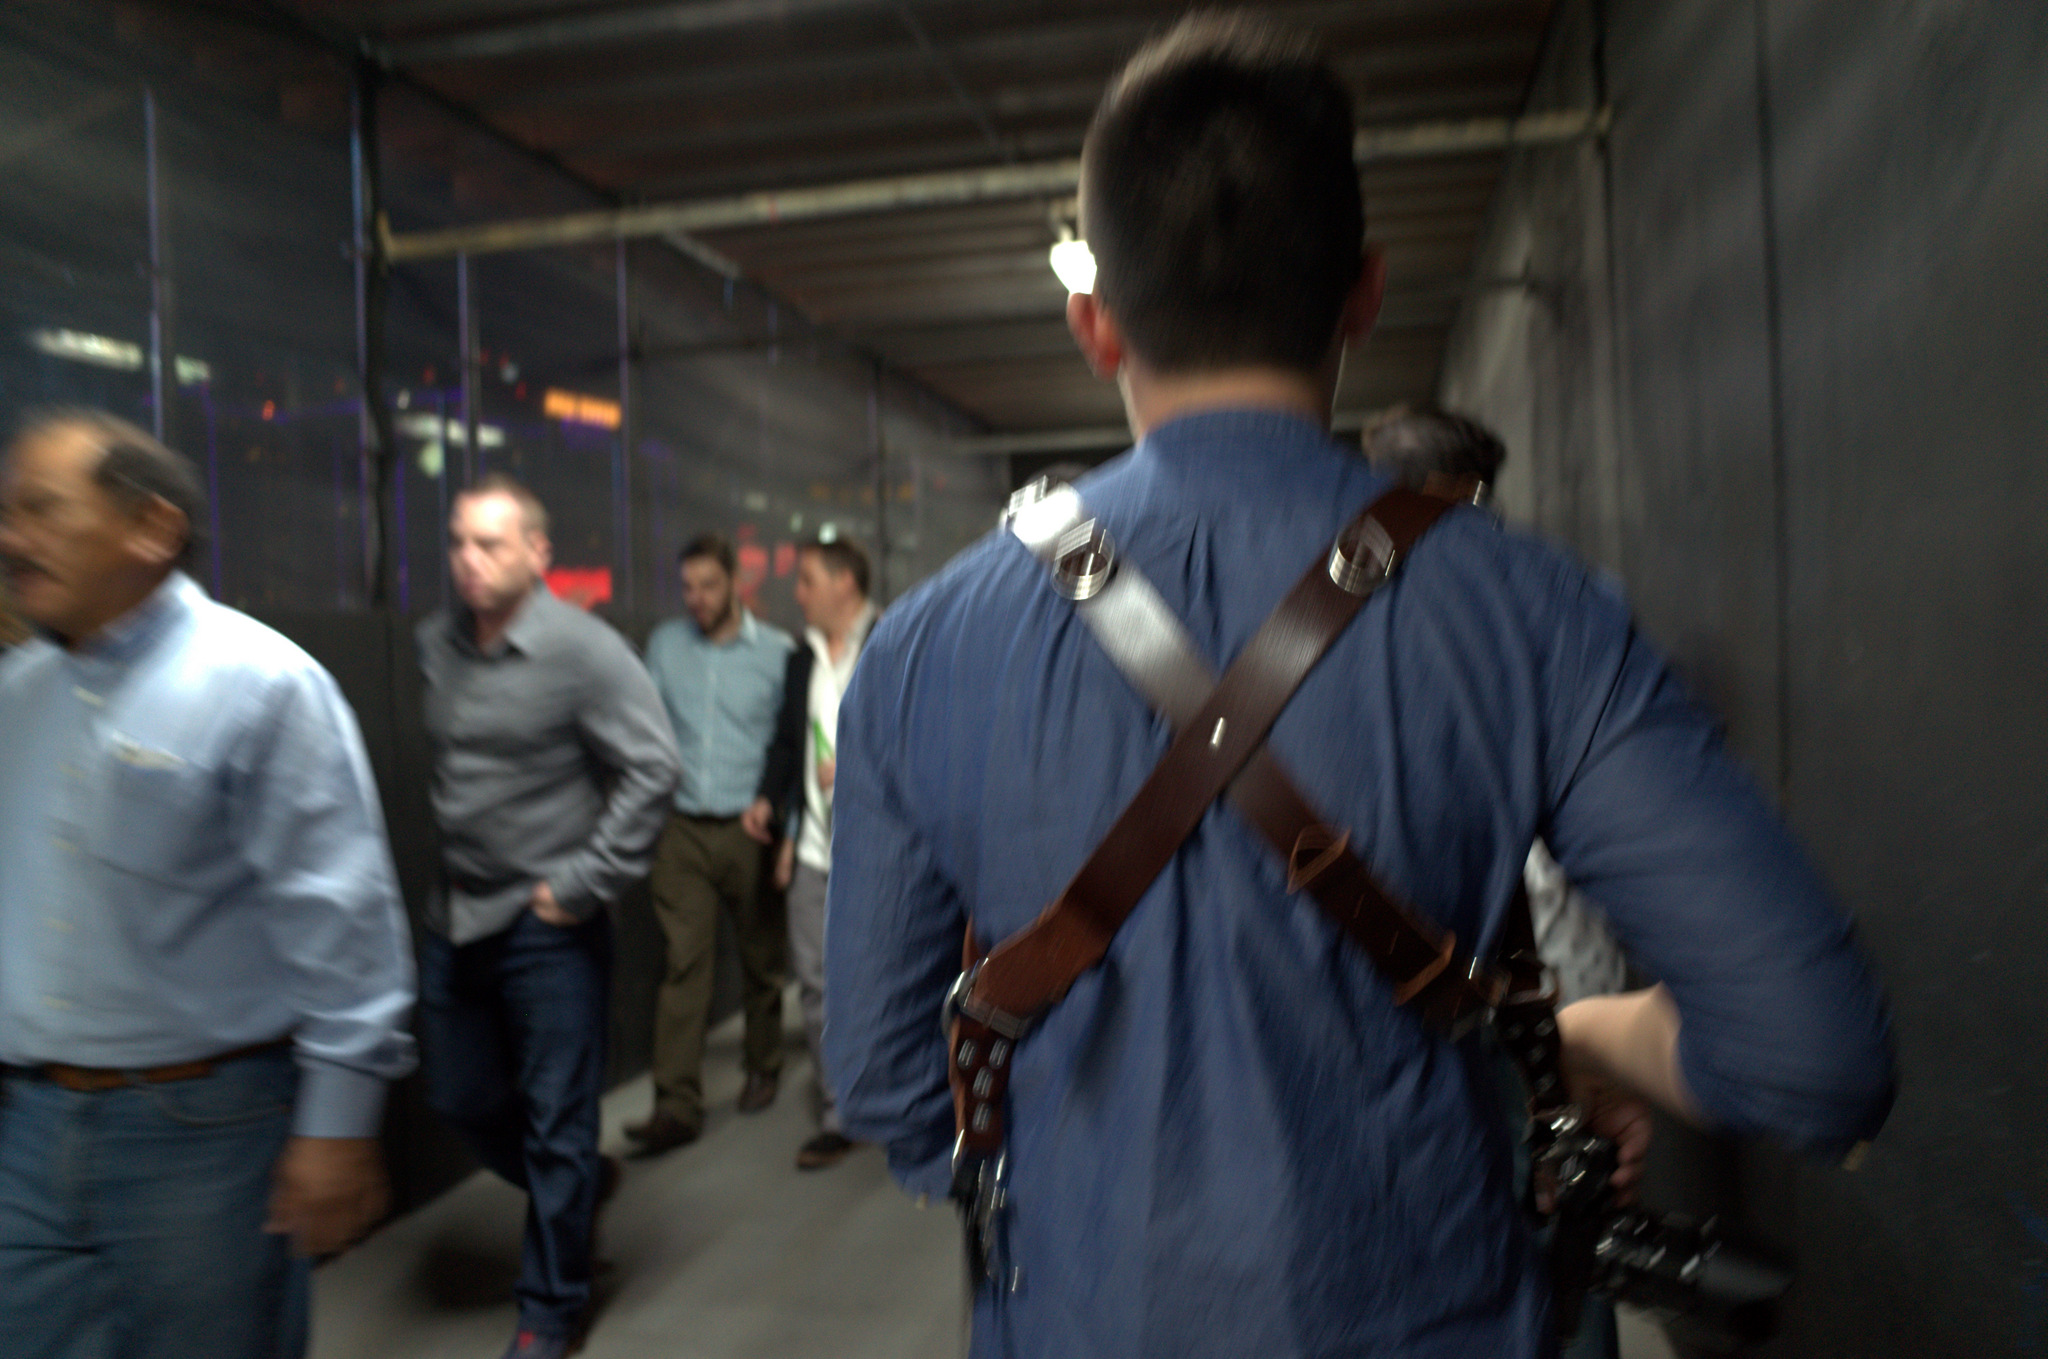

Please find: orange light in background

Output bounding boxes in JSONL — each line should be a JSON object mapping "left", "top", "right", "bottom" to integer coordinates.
{"left": 545, "top": 567, "right": 612, "bottom": 610}
{"left": 542, "top": 388, "right": 622, "bottom": 430}
{"left": 261, "top": 400, "right": 275, "bottom": 420}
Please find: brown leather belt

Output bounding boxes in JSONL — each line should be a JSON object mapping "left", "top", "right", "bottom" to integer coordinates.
{"left": 12, "top": 1039, "right": 291, "bottom": 1093}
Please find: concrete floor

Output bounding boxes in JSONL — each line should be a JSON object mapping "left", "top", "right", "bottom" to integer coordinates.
{"left": 310, "top": 1001, "right": 1676, "bottom": 1359}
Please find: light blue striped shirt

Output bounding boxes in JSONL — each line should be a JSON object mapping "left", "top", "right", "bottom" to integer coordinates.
{"left": 644, "top": 609, "right": 792, "bottom": 818}
{"left": 0, "top": 573, "right": 417, "bottom": 1138}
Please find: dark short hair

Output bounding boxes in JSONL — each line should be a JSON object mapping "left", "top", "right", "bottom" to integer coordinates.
{"left": 12, "top": 407, "right": 206, "bottom": 571}
{"left": 457, "top": 471, "right": 549, "bottom": 537}
{"left": 800, "top": 534, "right": 869, "bottom": 599}
{"left": 1360, "top": 404, "right": 1507, "bottom": 489}
{"left": 1081, "top": 13, "right": 1364, "bottom": 374}
{"left": 678, "top": 532, "right": 736, "bottom": 577}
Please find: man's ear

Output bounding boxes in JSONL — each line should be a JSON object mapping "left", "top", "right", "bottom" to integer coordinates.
{"left": 1066, "top": 290, "right": 1125, "bottom": 380}
{"left": 530, "top": 531, "right": 554, "bottom": 576}
{"left": 127, "top": 495, "right": 188, "bottom": 572}
{"left": 1338, "top": 245, "right": 1388, "bottom": 345}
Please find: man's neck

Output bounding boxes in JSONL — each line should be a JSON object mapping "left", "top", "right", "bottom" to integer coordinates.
{"left": 701, "top": 607, "right": 742, "bottom": 645}
{"left": 819, "top": 602, "right": 866, "bottom": 660}
{"left": 59, "top": 569, "right": 173, "bottom": 653}
{"left": 471, "top": 590, "right": 532, "bottom": 652}
{"left": 1118, "top": 363, "right": 1337, "bottom": 443}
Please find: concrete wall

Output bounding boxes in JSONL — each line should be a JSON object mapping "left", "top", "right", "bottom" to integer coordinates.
{"left": 1440, "top": 1, "right": 2048, "bottom": 1353}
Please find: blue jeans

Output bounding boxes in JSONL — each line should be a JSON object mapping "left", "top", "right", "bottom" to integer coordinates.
{"left": 0, "top": 1047, "right": 308, "bottom": 1359}
{"left": 419, "top": 909, "right": 612, "bottom": 1338}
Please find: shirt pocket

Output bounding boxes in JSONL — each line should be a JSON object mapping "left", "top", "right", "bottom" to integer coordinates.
{"left": 89, "top": 735, "right": 229, "bottom": 890}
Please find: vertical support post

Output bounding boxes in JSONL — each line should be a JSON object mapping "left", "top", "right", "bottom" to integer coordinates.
{"left": 352, "top": 55, "right": 399, "bottom": 608}
{"left": 457, "top": 251, "right": 479, "bottom": 481}
{"left": 143, "top": 87, "right": 170, "bottom": 444}
{"left": 869, "top": 360, "right": 889, "bottom": 603}
{"left": 615, "top": 238, "right": 635, "bottom": 611}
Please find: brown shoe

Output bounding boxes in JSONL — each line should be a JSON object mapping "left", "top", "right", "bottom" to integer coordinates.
{"left": 795, "top": 1131, "right": 855, "bottom": 1170}
{"left": 623, "top": 1111, "right": 701, "bottom": 1156}
{"left": 737, "top": 1071, "right": 779, "bottom": 1114}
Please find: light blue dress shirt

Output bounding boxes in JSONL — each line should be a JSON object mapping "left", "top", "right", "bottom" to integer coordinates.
{"left": 0, "top": 573, "right": 417, "bottom": 1138}
{"left": 644, "top": 608, "right": 793, "bottom": 818}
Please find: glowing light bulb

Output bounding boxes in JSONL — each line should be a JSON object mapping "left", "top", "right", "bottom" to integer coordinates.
{"left": 1049, "top": 235, "right": 1096, "bottom": 295}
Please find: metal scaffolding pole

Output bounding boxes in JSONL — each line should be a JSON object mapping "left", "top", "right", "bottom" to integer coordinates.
{"left": 381, "top": 108, "right": 1612, "bottom": 265}
{"left": 352, "top": 57, "right": 401, "bottom": 608}
{"left": 615, "top": 239, "right": 635, "bottom": 611}
{"left": 143, "top": 88, "right": 168, "bottom": 443}
{"left": 457, "top": 251, "right": 479, "bottom": 481}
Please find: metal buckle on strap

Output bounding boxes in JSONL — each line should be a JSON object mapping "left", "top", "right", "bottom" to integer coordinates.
{"left": 1328, "top": 513, "right": 1400, "bottom": 596}
{"left": 942, "top": 963, "right": 1034, "bottom": 1042}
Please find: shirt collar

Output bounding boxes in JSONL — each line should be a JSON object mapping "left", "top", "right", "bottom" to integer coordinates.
{"left": 1128, "top": 408, "right": 1359, "bottom": 495}
{"left": 67, "top": 571, "right": 193, "bottom": 671}
{"left": 456, "top": 582, "right": 551, "bottom": 657}
{"left": 806, "top": 601, "right": 876, "bottom": 662}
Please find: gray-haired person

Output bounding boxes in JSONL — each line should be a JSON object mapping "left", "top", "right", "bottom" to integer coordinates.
{"left": 0, "top": 409, "right": 416, "bottom": 1359}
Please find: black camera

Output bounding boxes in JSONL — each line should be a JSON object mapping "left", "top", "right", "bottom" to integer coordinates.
{"left": 1537, "top": 1120, "right": 1791, "bottom": 1345}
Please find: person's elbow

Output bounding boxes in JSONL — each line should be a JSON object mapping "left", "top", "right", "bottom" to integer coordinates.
{"left": 1678, "top": 982, "right": 1898, "bottom": 1160}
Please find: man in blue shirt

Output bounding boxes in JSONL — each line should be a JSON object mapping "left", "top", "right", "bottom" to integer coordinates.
{"left": 634, "top": 533, "right": 794, "bottom": 1152}
{"left": 0, "top": 409, "right": 417, "bottom": 1359}
{"left": 823, "top": 15, "right": 1894, "bottom": 1358}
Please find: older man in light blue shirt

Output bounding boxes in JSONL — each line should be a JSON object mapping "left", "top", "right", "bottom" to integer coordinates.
{"left": 632, "top": 533, "right": 794, "bottom": 1151}
{"left": 0, "top": 409, "right": 415, "bottom": 1359}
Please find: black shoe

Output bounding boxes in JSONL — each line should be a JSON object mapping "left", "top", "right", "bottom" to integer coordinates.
{"left": 597, "top": 1154, "right": 621, "bottom": 1206}
{"left": 795, "top": 1131, "right": 855, "bottom": 1170}
{"left": 623, "top": 1111, "right": 701, "bottom": 1155}
{"left": 737, "top": 1071, "right": 779, "bottom": 1114}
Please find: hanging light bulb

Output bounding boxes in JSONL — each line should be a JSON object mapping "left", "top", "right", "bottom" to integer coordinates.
{"left": 1049, "top": 224, "right": 1097, "bottom": 295}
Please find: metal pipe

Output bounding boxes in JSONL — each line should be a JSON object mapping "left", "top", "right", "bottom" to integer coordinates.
{"left": 382, "top": 107, "right": 1612, "bottom": 264}
{"left": 143, "top": 88, "right": 166, "bottom": 441}
{"left": 457, "top": 251, "right": 479, "bottom": 480}
{"left": 352, "top": 57, "right": 402, "bottom": 608}
{"left": 384, "top": 0, "right": 884, "bottom": 66}
{"left": 943, "top": 410, "right": 1381, "bottom": 458}
{"left": 870, "top": 361, "right": 888, "bottom": 602}
{"left": 615, "top": 239, "right": 634, "bottom": 611}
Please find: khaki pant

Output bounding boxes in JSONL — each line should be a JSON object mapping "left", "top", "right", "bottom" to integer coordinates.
{"left": 647, "top": 813, "right": 785, "bottom": 1124}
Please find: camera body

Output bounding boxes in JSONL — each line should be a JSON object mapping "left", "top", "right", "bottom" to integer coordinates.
{"left": 1533, "top": 1121, "right": 1791, "bottom": 1343}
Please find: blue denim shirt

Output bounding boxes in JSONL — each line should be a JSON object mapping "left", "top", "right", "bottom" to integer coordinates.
{"left": 824, "top": 410, "right": 1894, "bottom": 1358}
{"left": 644, "top": 609, "right": 793, "bottom": 818}
{"left": 0, "top": 574, "right": 417, "bottom": 1138}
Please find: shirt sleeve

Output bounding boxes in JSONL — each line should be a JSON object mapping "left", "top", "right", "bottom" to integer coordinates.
{"left": 233, "top": 665, "right": 418, "bottom": 1139}
{"left": 823, "top": 634, "right": 962, "bottom": 1201}
{"left": 546, "top": 628, "right": 682, "bottom": 915}
{"left": 1536, "top": 565, "right": 1896, "bottom": 1158}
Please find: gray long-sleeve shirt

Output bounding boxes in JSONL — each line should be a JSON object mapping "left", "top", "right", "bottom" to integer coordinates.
{"left": 418, "top": 587, "right": 680, "bottom": 944}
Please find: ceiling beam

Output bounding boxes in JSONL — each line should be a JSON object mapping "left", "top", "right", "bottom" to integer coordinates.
{"left": 383, "top": 106, "right": 1609, "bottom": 263}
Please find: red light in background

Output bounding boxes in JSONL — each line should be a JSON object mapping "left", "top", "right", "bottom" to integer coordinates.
{"left": 261, "top": 400, "right": 276, "bottom": 420}
{"left": 736, "top": 543, "right": 768, "bottom": 606}
{"left": 545, "top": 567, "right": 613, "bottom": 610}
{"left": 773, "top": 542, "right": 796, "bottom": 578}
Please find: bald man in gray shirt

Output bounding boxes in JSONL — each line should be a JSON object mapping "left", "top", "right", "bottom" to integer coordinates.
{"left": 416, "top": 474, "right": 678, "bottom": 1359}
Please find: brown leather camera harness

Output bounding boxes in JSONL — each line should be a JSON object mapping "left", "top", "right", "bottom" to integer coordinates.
{"left": 944, "top": 476, "right": 1606, "bottom": 1329}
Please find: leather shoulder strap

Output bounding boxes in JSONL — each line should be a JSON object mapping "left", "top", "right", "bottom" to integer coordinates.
{"left": 963, "top": 484, "right": 1459, "bottom": 1027}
